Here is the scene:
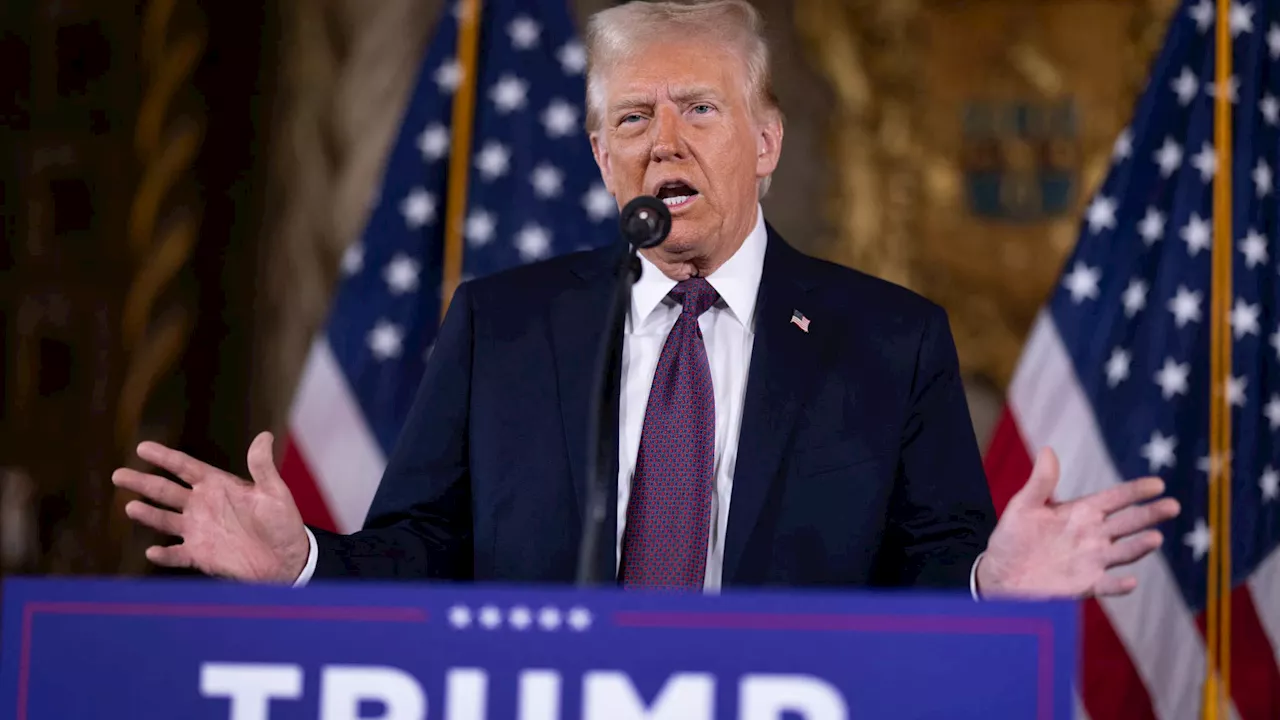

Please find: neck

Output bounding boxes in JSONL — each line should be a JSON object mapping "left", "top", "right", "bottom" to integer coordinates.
{"left": 641, "top": 210, "right": 756, "bottom": 282}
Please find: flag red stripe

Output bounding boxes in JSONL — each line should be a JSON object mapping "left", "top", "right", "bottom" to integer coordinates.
{"left": 280, "top": 432, "right": 339, "bottom": 534}
{"left": 1191, "top": 588, "right": 1280, "bottom": 720}
{"left": 983, "top": 403, "right": 1159, "bottom": 720}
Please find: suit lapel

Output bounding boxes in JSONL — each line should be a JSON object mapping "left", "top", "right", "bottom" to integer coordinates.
{"left": 723, "top": 228, "right": 826, "bottom": 584}
{"left": 548, "top": 249, "right": 624, "bottom": 582}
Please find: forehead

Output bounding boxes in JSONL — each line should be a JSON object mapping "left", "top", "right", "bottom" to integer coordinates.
{"left": 601, "top": 39, "right": 748, "bottom": 102}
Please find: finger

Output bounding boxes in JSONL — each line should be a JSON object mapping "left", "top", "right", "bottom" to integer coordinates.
{"left": 135, "top": 442, "right": 217, "bottom": 486}
{"left": 1008, "top": 447, "right": 1059, "bottom": 508}
{"left": 124, "top": 499, "right": 185, "bottom": 537}
{"left": 245, "top": 431, "right": 284, "bottom": 490}
{"left": 1106, "top": 529, "right": 1163, "bottom": 567}
{"left": 112, "top": 469, "right": 191, "bottom": 510}
{"left": 1083, "top": 476, "right": 1167, "bottom": 515}
{"left": 1092, "top": 574, "right": 1139, "bottom": 597}
{"left": 1103, "top": 497, "right": 1181, "bottom": 538}
{"left": 145, "top": 544, "right": 193, "bottom": 569}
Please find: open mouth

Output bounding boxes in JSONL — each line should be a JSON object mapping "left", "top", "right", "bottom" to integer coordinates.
{"left": 655, "top": 181, "right": 699, "bottom": 209}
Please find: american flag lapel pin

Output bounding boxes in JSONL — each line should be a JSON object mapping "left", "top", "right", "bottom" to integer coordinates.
{"left": 790, "top": 310, "right": 810, "bottom": 333}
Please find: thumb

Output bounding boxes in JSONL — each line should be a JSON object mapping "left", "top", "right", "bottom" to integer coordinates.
{"left": 246, "top": 431, "right": 284, "bottom": 489}
{"left": 1011, "top": 446, "right": 1059, "bottom": 508}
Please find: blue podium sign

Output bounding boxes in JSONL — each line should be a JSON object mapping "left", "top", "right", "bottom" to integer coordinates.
{"left": 1, "top": 577, "right": 1077, "bottom": 719}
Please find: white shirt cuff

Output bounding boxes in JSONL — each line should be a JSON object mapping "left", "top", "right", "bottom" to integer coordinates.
{"left": 292, "top": 526, "right": 319, "bottom": 587}
{"left": 969, "top": 551, "right": 984, "bottom": 601}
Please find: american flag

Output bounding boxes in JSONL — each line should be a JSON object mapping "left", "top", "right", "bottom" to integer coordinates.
{"left": 279, "top": 0, "right": 615, "bottom": 535}
{"left": 983, "top": 1, "right": 1280, "bottom": 718}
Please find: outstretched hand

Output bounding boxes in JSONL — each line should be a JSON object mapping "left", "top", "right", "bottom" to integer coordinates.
{"left": 977, "top": 447, "right": 1181, "bottom": 599}
{"left": 112, "top": 431, "right": 310, "bottom": 584}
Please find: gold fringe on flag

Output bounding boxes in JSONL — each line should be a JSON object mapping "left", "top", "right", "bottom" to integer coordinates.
{"left": 441, "top": 0, "right": 485, "bottom": 320}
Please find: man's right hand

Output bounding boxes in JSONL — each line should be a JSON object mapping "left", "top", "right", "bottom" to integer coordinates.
{"left": 112, "top": 431, "right": 310, "bottom": 584}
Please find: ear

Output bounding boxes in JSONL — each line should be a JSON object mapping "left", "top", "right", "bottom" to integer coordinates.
{"left": 755, "top": 112, "right": 783, "bottom": 180}
{"left": 589, "top": 131, "right": 615, "bottom": 196}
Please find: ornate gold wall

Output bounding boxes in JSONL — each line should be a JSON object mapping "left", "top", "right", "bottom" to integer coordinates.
{"left": 796, "top": 0, "right": 1177, "bottom": 394}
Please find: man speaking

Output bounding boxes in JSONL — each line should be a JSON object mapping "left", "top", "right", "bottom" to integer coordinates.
{"left": 112, "top": 0, "right": 1178, "bottom": 598}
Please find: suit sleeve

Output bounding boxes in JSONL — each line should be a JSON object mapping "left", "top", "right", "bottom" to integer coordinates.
{"left": 305, "top": 282, "right": 476, "bottom": 581}
{"left": 876, "top": 304, "right": 996, "bottom": 589}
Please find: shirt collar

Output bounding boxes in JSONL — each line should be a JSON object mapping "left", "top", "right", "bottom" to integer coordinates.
{"left": 630, "top": 203, "right": 767, "bottom": 329}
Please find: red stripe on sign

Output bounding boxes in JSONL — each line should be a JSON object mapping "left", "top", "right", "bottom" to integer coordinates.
{"left": 280, "top": 432, "right": 339, "bottom": 533}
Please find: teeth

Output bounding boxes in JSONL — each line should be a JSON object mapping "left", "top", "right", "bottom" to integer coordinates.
{"left": 662, "top": 195, "right": 692, "bottom": 206}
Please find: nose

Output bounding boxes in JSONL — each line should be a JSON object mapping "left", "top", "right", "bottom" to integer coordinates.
{"left": 650, "top": 106, "right": 686, "bottom": 162}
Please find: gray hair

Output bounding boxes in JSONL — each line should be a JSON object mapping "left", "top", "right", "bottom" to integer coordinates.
{"left": 584, "top": 0, "right": 782, "bottom": 198}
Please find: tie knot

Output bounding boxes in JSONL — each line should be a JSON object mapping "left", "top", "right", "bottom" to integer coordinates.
{"left": 670, "top": 277, "right": 719, "bottom": 317}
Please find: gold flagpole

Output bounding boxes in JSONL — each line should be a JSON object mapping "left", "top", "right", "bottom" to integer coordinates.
{"left": 441, "top": 0, "right": 484, "bottom": 320}
{"left": 1204, "top": 0, "right": 1233, "bottom": 716}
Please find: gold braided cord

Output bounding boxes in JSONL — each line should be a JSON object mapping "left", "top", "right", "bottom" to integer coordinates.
{"left": 440, "top": 0, "right": 484, "bottom": 320}
{"left": 113, "top": 0, "right": 205, "bottom": 570}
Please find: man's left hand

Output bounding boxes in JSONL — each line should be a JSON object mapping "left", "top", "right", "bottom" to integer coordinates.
{"left": 976, "top": 447, "right": 1181, "bottom": 599}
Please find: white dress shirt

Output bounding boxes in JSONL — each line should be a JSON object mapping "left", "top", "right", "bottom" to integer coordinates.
{"left": 615, "top": 203, "right": 767, "bottom": 591}
{"left": 296, "top": 203, "right": 983, "bottom": 597}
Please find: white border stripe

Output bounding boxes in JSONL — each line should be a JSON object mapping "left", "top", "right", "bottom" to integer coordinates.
{"left": 1249, "top": 546, "right": 1280, "bottom": 669}
{"left": 1008, "top": 314, "right": 1206, "bottom": 720}
{"left": 288, "top": 339, "right": 387, "bottom": 534}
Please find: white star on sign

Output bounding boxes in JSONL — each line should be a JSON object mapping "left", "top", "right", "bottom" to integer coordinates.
{"left": 508, "top": 16, "right": 540, "bottom": 49}
{"left": 1086, "top": 195, "right": 1117, "bottom": 234}
{"left": 542, "top": 100, "right": 579, "bottom": 138}
{"left": 1190, "top": 142, "right": 1217, "bottom": 181}
{"left": 475, "top": 141, "right": 511, "bottom": 180}
{"left": 508, "top": 606, "right": 533, "bottom": 631}
{"left": 515, "top": 223, "right": 553, "bottom": 262}
{"left": 531, "top": 163, "right": 564, "bottom": 198}
{"left": 341, "top": 243, "right": 363, "bottom": 276}
{"left": 1154, "top": 137, "right": 1183, "bottom": 177}
{"left": 1229, "top": 1, "right": 1254, "bottom": 36}
{"left": 1122, "top": 278, "right": 1148, "bottom": 317}
{"left": 479, "top": 605, "right": 503, "bottom": 630}
{"left": 367, "top": 321, "right": 404, "bottom": 361}
{"left": 1262, "top": 94, "right": 1279, "bottom": 126}
{"left": 1269, "top": 23, "right": 1280, "bottom": 59}
{"left": 1240, "top": 229, "right": 1268, "bottom": 268}
{"left": 490, "top": 74, "right": 529, "bottom": 113}
{"left": 538, "top": 607, "right": 562, "bottom": 631}
{"left": 1261, "top": 466, "right": 1279, "bottom": 502}
{"left": 558, "top": 41, "right": 587, "bottom": 75}
{"left": 1266, "top": 394, "right": 1280, "bottom": 429}
{"left": 465, "top": 208, "right": 497, "bottom": 247}
{"left": 1189, "top": 0, "right": 1214, "bottom": 31}
{"left": 383, "top": 253, "right": 420, "bottom": 295}
{"left": 1171, "top": 67, "right": 1199, "bottom": 106}
{"left": 1154, "top": 357, "right": 1191, "bottom": 399}
{"left": 1112, "top": 128, "right": 1132, "bottom": 160}
{"left": 1168, "top": 285, "right": 1203, "bottom": 327}
{"left": 1105, "top": 347, "right": 1131, "bottom": 387}
{"left": 417, "top": 123, "right": 450, "bottom": 162}
{"left": 1184, "top": 518, "right": 1211, "bottom": 562}
{"left": 567, "top": 607, "right": 593, "bottom": 631}
{"left": 1180, "top": 214, "right": 1211, "bottom": 257}
{"left": 1227, "top": 375, "right": 1248, "bottom": 407}
{"left": 1140, "top": 430, "right": 1177, "bottom": 473}
{"left": 1062, "top": 262, "right": 1101, "bottom": 303}
{"left": 1138, "top": 207, "right": 1165, "bottom": 245}
{"left": 1231, "top": 297, "right": 1261, "bottom": 338}
{"left": 400, "top": 188, "right": 436, "bottom": 229}
{"left": 435, "top": 59, "right": 462, "bottom": 93}
{"left": 448, "top": 605, "right": 472, "bottom": 629}
{"left": 583, "top": 183, "right": 616, "bottom": 221}
{"left": 1255, "top": 159, "right": 1274, "bottom": 198}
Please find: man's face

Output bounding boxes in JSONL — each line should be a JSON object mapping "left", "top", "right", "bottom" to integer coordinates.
{"left": 589, "top": 39, "right": 782, "bottom": 269}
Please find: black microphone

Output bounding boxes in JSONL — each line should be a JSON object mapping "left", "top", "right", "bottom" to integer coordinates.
{"left": 620, "top": 195, "right": 671, "bottom": 250}
{"left": 575, "top": 195, "right": 672, "bottom": 586}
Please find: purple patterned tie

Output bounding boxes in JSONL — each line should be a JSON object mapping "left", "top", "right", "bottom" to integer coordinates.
{"left": 621, "top": 277, "right": 719, "bottom": 589}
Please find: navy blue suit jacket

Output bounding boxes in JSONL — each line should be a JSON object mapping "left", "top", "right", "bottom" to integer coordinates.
{"left": 309, "top": 224, "right": 996, "bottom": 589}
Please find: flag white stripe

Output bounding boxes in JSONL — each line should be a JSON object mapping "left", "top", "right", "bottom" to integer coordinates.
{"left": 1008, "top": 314, "right": 1208, "bottom": 720}
{"left": 289, "top": 339, "right": 387, "bottom": 534}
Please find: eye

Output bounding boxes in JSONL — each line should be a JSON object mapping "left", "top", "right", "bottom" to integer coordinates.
{"left": 620, "top": 113, "right": 645, "bottom": 124}
{"left": 691, "top": 104, "right": 714, "bottom": 114}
